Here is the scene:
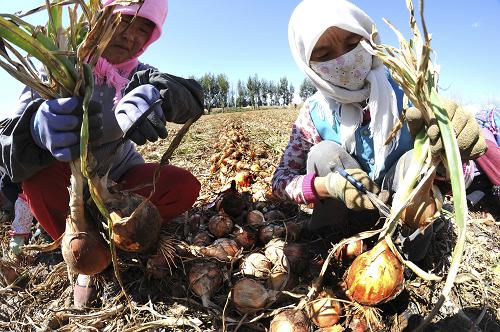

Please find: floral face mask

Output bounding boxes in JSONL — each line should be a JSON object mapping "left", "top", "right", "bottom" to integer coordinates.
{"left": 310, "top": 42, "right": 372, "bottom": 91}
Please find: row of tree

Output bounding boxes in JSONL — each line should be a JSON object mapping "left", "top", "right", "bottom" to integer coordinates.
{"left": 193, "top": 73, "right": 317, "bottom": 111}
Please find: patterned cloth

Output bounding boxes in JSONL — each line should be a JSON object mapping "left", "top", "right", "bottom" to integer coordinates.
{"left": 475, "top": 108, "right": 499, "bottom": 145}
{"left": 10, "top": 194, "right": 33, "bottom": 236}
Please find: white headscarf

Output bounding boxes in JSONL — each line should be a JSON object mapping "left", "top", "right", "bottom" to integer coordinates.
{"left": 288, "top": 0, "right": 400, "bottom": 178}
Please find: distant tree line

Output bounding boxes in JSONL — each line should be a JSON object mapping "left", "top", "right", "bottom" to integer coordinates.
{"left": 190, "top": 73, "right": 317, "bottom": 112}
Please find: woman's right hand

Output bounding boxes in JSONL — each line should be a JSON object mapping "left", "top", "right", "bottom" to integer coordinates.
{"left": 31, "top": 98, "right": 103, "bottom": 162}
{"left": 318, "top": 168, "right": 379, "bottom": 210}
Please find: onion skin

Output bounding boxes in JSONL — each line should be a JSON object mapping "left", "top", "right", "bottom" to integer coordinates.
{"left": 269, "top": 309, "right": 310, "bottom": 332}
{"left": 317, "top": 325, "right": 344, "bottom": 332}
{"left": 400, "top": 194, "right": 437, "bottom": 230}
{"left": 264, "top": 239, "right": 288, "bottom": 270}
{"left": 264, "top": 210, "right": 286, "bottom": 222}
{"left": 335, "top": 239, "right": 365, "bottom": 264}
{"left": 107, "top": 192, "right": 162, "bottom": 253}
{"left": 246, "top": 210, "right": 266, "bottom": 228}
{"left": 240, "top": 253, "right": 272, "bottom": 279}
{"left": 188, "top": 261, "right": 222, "bottom": 307}
{"left": 215, "top": 181, "right": 246, "bottom": 218}
{"left": 231, "top": 225, "right": 257, "bottom": 249}
{"left": 208, "top": 213, "right": 234, "bottom": 238}
{"left": 258, "top": 224, "right": 285, "bottom": 244}
{"left": 62, "top": 226, "right": 111, "bottom": 275}
{"left": 0, "top": 260, "right": 19, "bottom": 285}
{"left": 306, "top": 290, "right": 343, "bottom": 328}
{"left": 344, "top": 240, "right": 404, "bottom": 306}
{"left": 199, "top": 238, "right": 239, "bottom": 262}
{"left": 192, "top": 231, "right": 213, "bottom": 247}
{"left": 63, "top": 166, "right": 111, "bottom": 275}
{"left": 232, "top": 278, "right": 274, "bottom": 314}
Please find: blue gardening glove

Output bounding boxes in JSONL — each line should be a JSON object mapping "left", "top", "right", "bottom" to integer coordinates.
{"left": 114, "top": 84, "right": 167, "bottom": 145}
{"left": 31, "top": 97, "right": 103, "bottom": 162}
{"left": 9, "top": 235, "right": 26, "bottom": 256}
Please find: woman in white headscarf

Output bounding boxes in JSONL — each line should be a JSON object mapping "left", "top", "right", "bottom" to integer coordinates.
{"left": 272, "top": 0, "right": 485, "bottom": 254}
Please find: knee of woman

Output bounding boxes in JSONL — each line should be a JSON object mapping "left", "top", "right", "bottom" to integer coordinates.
{"left": 171, "top": 171, "right": 200, "bottom": 204}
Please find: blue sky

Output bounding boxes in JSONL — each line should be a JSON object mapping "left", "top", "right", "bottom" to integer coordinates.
{"left": 1, "top": 0, "right": 499, "bottom": 116}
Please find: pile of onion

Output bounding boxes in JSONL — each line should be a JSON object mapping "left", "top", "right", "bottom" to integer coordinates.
{"left": 344, "top": 239, "right": 404, "bottom": 305}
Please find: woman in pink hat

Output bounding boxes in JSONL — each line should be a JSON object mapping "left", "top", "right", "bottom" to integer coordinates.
{"left": 0, "top": 0, "right": 204, "bottom": 307}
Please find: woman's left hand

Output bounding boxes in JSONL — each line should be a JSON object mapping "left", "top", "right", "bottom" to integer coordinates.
{"left": 406, "top": 100, "right": 487, "bottom": 160}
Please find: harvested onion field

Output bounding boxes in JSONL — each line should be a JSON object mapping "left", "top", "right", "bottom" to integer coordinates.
{"left": 1, "top": 107, "right": 499, "bottom": 331}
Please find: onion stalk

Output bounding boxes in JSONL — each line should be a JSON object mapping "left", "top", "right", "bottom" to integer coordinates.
{"left": 366, "top": 0, "right": 469, "bottom": 327}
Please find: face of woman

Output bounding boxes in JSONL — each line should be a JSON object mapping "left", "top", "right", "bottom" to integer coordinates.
{"left": 102, "top": 15, "right": 156, "bottom": 64}
{"left": 310, "top": 26, "right": 363, "bottom": 62}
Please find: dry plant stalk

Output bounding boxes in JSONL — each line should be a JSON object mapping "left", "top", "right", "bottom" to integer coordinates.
{"left": 366, "top": 0, "right": 469, "bottom": 328}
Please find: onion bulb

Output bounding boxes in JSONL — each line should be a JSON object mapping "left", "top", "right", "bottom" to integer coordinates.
{"left": 400, "top": 174, "right": 442, "bottom": 230}
{"left": 107, "top": 192, "right": 162, "bottom": 253}
{"left": 264, "top": 239, "right": 288, "bottom": 270}
{"left": 267, "top": 269, "right": 298, "bottom": 291}
{"left": 246, "top": 210, "right": 266, "bottom": 228}
{"left": 214, "top": 180, "right": 246, "bottom": 218}
{"left": 188, "top": 213, "right": 207, "bottom": 233}
{"left": 258, "top": 224, "right": 285, "bottom": 244}
{"left": 269, "top": 309, "right": 310, "bottom": 332}
{"left": 264, "top": 210, "right": 286, "bottom": 222}
{"left": 335, "top": 239, "right": 365, "bottom": 264}
{"left": 62, "top": 162, "right": 111, "bottom": 275}
{"left": 188, "top": 261, "right": 222, "bottom": 307}
{"left": 232, "top": 278, "right": 276, "bottom": 314}
{"left": 0, "top": 259, "right": 19, "bottom": 285}
{"left": 208, "top": 213, "right": 233, "bottom": 238}
{"left": 192, "top": 231, "right": 213, "bottom": 247}
{"left": 234, "top": 170, "right": 252, "bottom": 187}
{"left": 90, "top": 168, "right": 161, "bottom": 253}
{"left": 283, "top": 242, "right": 309, "bottom": 273}
{"left": 199, "top": 238, "right": 239, "bottom": 262}
{"left": 306, "top": 290, "right": 343, "bottom": 328}
{"left": 240, "top": 253, "right": 272, "bottom": 279}
{"left": 344, "top": 239, "right": 404, "bottom": 305}
{"left": 231, "top": 225, "right": 257, "bottom": 249}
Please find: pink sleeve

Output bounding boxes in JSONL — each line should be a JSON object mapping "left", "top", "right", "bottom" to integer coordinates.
{"left": 272, "top": 102, "right": 322, "bottom": 204}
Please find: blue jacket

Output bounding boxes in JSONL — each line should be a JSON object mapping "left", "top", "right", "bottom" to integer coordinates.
{"left": 309, "top": 77, "right": 413, "bottom": 183}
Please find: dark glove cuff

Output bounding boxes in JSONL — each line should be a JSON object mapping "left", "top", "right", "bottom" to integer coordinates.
{"left": 25, "top": 99, "right": 45, "bottom": 146}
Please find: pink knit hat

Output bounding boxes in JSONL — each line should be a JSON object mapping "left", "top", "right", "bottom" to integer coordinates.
{"left": 102, "top": 0, "right": 168, "bottom": 57}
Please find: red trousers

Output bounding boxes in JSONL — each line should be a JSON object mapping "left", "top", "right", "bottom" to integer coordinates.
{"left": 476, "top": 139, "right": 500, "bottom": 186}
{"left": 22, "top": 162, "right": 200, "bottom": 240}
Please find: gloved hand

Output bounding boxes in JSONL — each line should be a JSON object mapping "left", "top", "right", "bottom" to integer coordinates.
{"left": 406, "top": 100, "right": 487, "bottom": 160}
{"left": 324, "top": 168, "right": 379, "bottom": 211}
{"left": 114, "top": 84, "right": 167, "bottom": 145}
{"left": 31, "top": 98, "right": 103, "bottom": 162}
{"left": 9, "top": 235, "right": 26, "bottom": 256}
